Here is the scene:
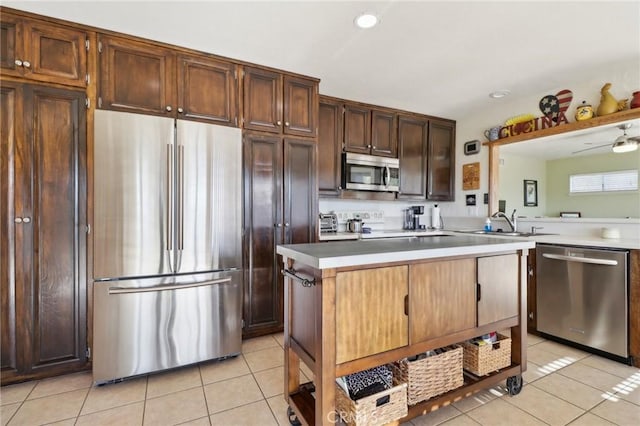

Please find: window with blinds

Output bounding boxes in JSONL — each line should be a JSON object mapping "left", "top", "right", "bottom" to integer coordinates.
{"left": 569, "top": 170, "right": 638, "bottom": 193}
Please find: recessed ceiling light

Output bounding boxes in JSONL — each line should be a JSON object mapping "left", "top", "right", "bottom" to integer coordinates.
{"left": 354, "top": 13, "right": 378, "bottom": 29}
{"left": 489, "top": 90, "right": 511, "bottom": 99}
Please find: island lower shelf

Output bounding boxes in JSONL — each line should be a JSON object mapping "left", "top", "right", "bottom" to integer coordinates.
{"left": 278, "top": 236, "right": 533, "bottom": 425}
{"left": 290, "top": 364, "right": 522, "bottom": 423}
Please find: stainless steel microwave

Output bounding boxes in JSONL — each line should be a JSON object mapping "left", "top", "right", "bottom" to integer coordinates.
{"left": 342, "top": 152, "right": 399, "bottom": 192}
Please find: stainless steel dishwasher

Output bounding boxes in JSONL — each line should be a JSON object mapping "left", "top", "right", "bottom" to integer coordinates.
{"left": 536, "top": 244, "right": 629, "bottom": 359}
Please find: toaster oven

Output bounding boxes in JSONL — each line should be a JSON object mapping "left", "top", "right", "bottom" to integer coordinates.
{"left": 319, "top": 213, "right": 338, "bottom": 233}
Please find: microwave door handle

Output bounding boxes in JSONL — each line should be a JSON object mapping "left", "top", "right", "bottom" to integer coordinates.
{"left": 384, "top": 166, "right": 390, "bottom": 186}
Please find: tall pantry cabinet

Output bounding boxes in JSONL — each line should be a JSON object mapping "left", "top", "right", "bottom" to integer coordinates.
{"left": 1, "top": 81, "right": 88, "bottom": 383}
{"left": 242, "top": 70, "right": 318, "bottom": 337}
{"left": 1, "top": 8, "right": 90, "bottom": 384}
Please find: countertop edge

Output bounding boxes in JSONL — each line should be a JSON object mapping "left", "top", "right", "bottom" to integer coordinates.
{"left": 277, "top": 239, "right": 535, "bottom": 269}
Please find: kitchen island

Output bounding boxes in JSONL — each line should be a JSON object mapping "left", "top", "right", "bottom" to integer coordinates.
{"left": 277, "top": 235, "right": 535, "bottom": 425}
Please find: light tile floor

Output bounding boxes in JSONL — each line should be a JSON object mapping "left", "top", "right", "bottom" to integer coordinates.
{"left": 1, "top": 333, "right": 639, "bottom": 425}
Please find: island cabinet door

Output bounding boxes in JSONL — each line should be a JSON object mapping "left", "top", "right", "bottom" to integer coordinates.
{"left": 335, "top": 266, "right": 408, "bottom": 363}
{"left": 409, "top": 259, "right": 476, "bottom": 344}
{"left": 477, "top": 254, "right": 519, "bottom": 326}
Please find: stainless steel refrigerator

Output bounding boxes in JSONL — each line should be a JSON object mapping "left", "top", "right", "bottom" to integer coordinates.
{"left": 92, "top": 109, "right": 242, "bottom": 384}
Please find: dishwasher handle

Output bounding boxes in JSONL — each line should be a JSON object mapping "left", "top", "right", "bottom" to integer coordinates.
{"left": 109, "top": 277, "right": 231, "bottom": 294}
{"left": 542, "top": 253, "right": 618, "bottom": 266}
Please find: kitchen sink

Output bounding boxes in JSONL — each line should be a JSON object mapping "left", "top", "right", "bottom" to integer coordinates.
{"left": 461, "top": 230, "right": 556, "bottom": 237}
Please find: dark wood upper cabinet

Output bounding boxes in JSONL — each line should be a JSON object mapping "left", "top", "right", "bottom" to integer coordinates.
{"left": 242, "top": 66, "right": 282, "bottom": 133}
{"left": 427, "top": 119, "right": 455, "bottom": 201}
{"left": 397, "top": 114, "right": 428, "bottom": 199}
{"left": 176, "top": 54, "right": 239, "bottom": 126}
{"left": 318, "top": 97, "right": 343, "bottom": 196}
{"left": 343, "top": 104, "right": 371, "bottom": 154}
{"left": 99, "top": 35, "right": 240, "bottom": 124}
{"left": 1, "top": 81, "right": 87, "bottom": 384}
{"left": 243, "top": 66, "right": 318, "bottom": 136}
{"left": 1, "top": 14, "right": 20, "bottom": 73}
{"left": 1, "top": 13, "right": 88, "bottom": 87}
{"left": 98, "top": 34, "right": 175, "bottom": 116}
{"left": 371, "top": 109, "right": 397, "bottom": 157}
{"left": 283, "top": 75, "right": 317, "bottom": 137}
{"left": 343, "top": 103, "right": 397, "bottom": 157}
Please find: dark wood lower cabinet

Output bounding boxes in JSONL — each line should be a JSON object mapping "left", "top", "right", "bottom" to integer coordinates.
{"left": 526, "top": 248, "right": 537, "bottom": 333}
{"left": 242, "top": 131, "right": 316, "bottom": 338}
{"left": 1, "top": 81, "right": 88, "bottom": 384}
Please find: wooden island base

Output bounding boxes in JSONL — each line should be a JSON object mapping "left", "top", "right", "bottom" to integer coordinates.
{"left": 277, "top": 236, "right": 534, "bottom": 425}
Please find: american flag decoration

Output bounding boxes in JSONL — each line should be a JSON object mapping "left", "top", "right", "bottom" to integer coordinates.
{"left": 539, "top": 95, "right": 560, "bottom": 116}
{"left": 556, "top": 89, "right": 573, "bottom": 114}
{"left": 539, "top": 90, "right": 573, "bottom": 122}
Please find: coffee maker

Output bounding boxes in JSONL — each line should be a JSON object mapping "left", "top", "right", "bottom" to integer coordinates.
{"left": 404, "top": 205, "right": 425, "bottom": 230}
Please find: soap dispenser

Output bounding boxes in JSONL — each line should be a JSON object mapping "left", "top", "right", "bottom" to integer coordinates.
{"left": 484, "top": 218, "right": 493, "bottom": 232}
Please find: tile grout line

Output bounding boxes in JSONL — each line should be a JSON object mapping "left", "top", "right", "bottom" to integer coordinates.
{"left": 197, "top": 362, "right": 213, "bottom": 425}
{"left": 247, "top": 347, "right": 280, "bottom": 425}
{"left": 73, "top": 384, "right": 92, "bottom": 426}
{"left": 4, "top": 380, "right": 39, "bottom": 425}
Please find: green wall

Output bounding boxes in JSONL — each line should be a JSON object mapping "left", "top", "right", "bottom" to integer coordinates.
{"left": 545, "top": 150, "right": 640, "bottom": 218}
{"left": 498, "top": 154, "right": 546, "bottom": 217}
{"left": 499, "top": 150, "right": 639, "bottom": 218}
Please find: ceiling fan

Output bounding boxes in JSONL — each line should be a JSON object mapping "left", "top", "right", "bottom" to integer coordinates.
{"left": 571, "top": 123, "right": 640, "bottom": 155}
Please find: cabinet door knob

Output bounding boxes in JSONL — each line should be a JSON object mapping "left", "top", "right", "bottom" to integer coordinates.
{"left": 177, "top": 107, "right": 184, "bottom": 113}
{"left": 276, "top": 120, "right": 282, "bottom": 126}
{"left": 14, "top": 59, "right": 23, "bottom": 67}
{"left": 14, "top": 217, "right": 23, "bottom": 223}
{"left": 284, "top": 222, "right": 290, "bottom": 227}
{"left": 367, "top": 144, "right": 372, "bottom": 148}
{"left": 284, "top": 122, "right": 290, "bottom": 127}
{"left": 275, "top": 223, "right": 282, "bottom": 228}
{"left": 22, "top": 61, "right": 31, "bottom": 68}
{"left": 528, "top": 312, "right": 534, "bottom": 320}
{"left": 22, "top": 217, "right": 31, "bottom": 223}
{"left": 166, "top": 106, "right": 172, "bottom": 112}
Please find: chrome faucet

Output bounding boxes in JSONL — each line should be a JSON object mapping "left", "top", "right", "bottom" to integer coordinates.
{"left": 492, "top": 209, "right": 517, "bottom": 232}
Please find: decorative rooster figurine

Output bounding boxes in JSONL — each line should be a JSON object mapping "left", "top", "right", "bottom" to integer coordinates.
{"left": 596, "top": 83, "right": 628, "bottom": 116}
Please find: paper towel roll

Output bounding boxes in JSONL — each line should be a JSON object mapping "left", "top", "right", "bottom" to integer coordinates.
{"left": 431, "top": 205, "right": 440, "bottom": 229}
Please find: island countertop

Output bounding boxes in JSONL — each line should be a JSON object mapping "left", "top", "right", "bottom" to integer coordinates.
{"left": 277, "top": 234, "right": 535, "bottom": 269}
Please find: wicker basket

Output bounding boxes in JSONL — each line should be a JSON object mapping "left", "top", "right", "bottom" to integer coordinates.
{"left": 335, "top": 378, "right": 408, "bottom": 426}
{"left": 462, "top": 333, "right": 512, "bottom": 376}
{"left": 391, "top": 345, "right": 464, "bottom": 405}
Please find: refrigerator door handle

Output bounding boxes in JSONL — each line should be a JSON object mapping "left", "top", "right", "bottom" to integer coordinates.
{"left": 108, "top": 277, "right": 232, "bottom": 295}
{"left": 178, "top": 144, "right": 184, "bottom": 250}
{"left": 166, "top": 144, "right": 174, "bottom": 253}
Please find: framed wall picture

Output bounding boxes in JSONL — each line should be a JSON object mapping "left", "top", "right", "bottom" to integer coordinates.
{"left": 462, "top": 162, "right": 480, "bottom": 190}
{"left": 523, "top": 179, "right": 538, "bottom": 206}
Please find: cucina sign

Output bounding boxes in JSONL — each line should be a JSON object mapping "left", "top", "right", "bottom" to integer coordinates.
{"left": 499, "top": 111, "right": 570, "bottom": 138}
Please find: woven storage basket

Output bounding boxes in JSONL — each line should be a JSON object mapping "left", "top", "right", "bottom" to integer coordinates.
{"left": 335, "top": 379, "right": 407, "bottom": 426}
{"left": 391, "top": 345, "right": 463, "bottom": 405}
{"left": 462, "top": 333, "right": 512, "bottom": 376}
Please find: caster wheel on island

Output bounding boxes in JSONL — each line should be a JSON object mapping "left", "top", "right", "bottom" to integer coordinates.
{"left": 506, "top": 375, "right": 523, "bottom": 395}
{"left": 287, "top": 406, "right": 301, "bottom": 426}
